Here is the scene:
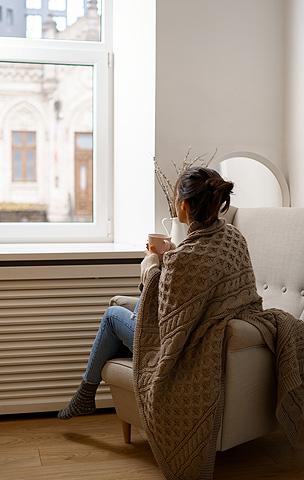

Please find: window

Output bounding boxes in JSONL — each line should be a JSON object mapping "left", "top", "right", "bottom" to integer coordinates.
{"left": 6, "top": 9, "right": 13, "bottom": 26}
{"left": 48, "top": 0, "right": 66, "bottom": 11}
{"left": 26, "top": 0, "right": 42, "bottom": 8}
{"left": 26, "top": 15, "right": 42, "bottom": 39}
{"left": 12, "top": 131, "right": 36, "bottom": 182}
{"left": 0, "top": 6, "right": 2, "bottom": 22}
{"left": 0, "top": 1, "right": 112, "bottom": 243}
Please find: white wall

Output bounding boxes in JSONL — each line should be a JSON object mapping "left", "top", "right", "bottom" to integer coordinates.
{"left": 284, "top": 0, "right": 304, "bottom": 207}
{"left": 113, "top": 0, "right": 155, "bottom": 245}
{"left": 155, "top": 0, "right": 285, "bottom": 230}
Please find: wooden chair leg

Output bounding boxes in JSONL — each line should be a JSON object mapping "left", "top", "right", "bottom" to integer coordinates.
{"left": 121, "top": 420, "right": 131, "bottom": 444}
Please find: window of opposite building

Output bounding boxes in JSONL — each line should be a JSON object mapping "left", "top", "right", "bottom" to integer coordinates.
{"left": 26, "top": 15, "right": 42, "bottom": 38}
{"left": 26, "top": 0, "right": 42, "bottom": 8}
{"left": 6, "top": 9, "right": 13, "bottom": 26}
{"left": 12, "top": 131, "right": 37, "bottom": 182}
{"left": 48, "top": 0, "right": 66, "bottom": 11}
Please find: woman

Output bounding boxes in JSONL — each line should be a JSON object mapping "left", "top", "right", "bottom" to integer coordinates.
{"left": 58, "top": 166, "right": 233, "bottom": 420}
{"left": 131, "top": 167, "right": 304, "bottom": 480}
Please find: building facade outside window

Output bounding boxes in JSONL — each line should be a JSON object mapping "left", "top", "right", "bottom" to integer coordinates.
{"left": 0, "top": 0, "right": 112, "bottom": 242}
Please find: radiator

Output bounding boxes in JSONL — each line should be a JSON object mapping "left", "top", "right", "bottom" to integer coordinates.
{"left": 0, "top": 262, "right": 140, "bottom": 414}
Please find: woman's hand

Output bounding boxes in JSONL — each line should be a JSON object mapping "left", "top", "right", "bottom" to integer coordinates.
{"left": 146, "top": 241, "right": 176, "bottom": 263}
{"left": 143, "top": 244, "right": 160, "bottom": 267}
{"left": 145, "top": 242, "right": 159, "bottom": 256}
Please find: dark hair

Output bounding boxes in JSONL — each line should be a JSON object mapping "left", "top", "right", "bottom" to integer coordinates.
{"left": 175, "top": 167, "right": 234, "bottom": 227}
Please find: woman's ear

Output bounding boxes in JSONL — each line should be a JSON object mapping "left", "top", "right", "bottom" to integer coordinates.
{"left": 176, "top": 198, "right": 191, "bottom": 224}
{"left": 179, "top": 200, "right": 187, "bottom": 212}
{"left": 180, "top": 199, "right": 189, "bottom": 212}
{"left": 180, "top": 199, "right": 191, "bottom": 224}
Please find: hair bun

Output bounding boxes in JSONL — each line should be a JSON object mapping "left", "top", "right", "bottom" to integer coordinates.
{"left": 176, "top": 166, "right": 234, "bottom": 226}
{"left": 206, "top": 177, "right": 233, "bottom": 195}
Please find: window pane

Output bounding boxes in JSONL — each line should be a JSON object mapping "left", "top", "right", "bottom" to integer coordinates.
{"left": 80, "top": 165, "right": 87, "bottom": 191}
{"left": 48, "top": 0, "right": 66, "bottom": 11}
{"left": 26, "top": 0, "right": 42, "bottom": 8}
{"left": 12, "top": 132, "right": 22, "bottom": 146}
{"left": 76, "top": 133, "right": 93, "bottom": 150}
{"left": 13, "top": 151, "right": 22, "bottom": 181}
{"left": 26, "top": 15, "right": 42, "bottom": 39}
{"left": 25, "top": 151, "right": 36, "bottom": 181}
{"left": 1, "top": 62, "right": 93, "bottom": 223}
{"left": 0, "top": 0, "right": 101, "bottom": 41}
{"left": 26, "top": 132, "right": 36, "bottom": 146}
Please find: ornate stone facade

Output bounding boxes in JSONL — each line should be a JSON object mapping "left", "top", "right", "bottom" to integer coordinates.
{"left": 0, "top": 1, "right": 99, "bottom": 222}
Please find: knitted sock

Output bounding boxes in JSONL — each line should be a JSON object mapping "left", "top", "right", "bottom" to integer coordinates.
{"left": 57, "top": 380, "right": 98, "bottom": 420}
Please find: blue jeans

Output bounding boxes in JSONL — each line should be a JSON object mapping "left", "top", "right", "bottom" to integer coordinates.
{"left": 83, "top": 299, "right": 140, "bottom": 384}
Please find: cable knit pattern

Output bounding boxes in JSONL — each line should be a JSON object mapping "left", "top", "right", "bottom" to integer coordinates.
{"left": 133, "top": 219, "right": 304, "bottom": 480}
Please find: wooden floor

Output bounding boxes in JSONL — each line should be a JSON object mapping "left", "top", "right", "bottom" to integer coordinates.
{"left": 0, "top": 409, "right": 303, "bottom": 480}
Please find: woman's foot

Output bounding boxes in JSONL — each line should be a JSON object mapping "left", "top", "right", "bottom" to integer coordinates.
{"left": 58, "top": 380, "right": 98, "bottom": 420}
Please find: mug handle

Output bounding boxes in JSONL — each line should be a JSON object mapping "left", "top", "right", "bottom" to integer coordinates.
{"left": 162, "top": 217, "right": 172, "bottom": 236}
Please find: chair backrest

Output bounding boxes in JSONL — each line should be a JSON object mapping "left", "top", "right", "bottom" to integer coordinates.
{"left": 230, "top": 207, "right": 304, "bottom": 319}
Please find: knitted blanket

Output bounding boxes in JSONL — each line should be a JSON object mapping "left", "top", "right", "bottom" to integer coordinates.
{"left": 133, "top": 219, "right": 304, "bottom": 480}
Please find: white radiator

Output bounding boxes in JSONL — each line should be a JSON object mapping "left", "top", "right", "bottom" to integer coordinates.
{"left": 0, "top": 262, "right": 140, "bottom": 414}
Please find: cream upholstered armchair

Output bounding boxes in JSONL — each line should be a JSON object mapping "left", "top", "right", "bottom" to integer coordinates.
{"left": 102, "top": 207, "right": 304, "bottom": 450}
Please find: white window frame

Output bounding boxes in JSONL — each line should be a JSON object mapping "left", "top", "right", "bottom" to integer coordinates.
{"left": 0, "top": 0, "right": 113, "bottom": 243}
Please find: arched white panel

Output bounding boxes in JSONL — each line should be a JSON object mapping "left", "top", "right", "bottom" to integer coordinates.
{"left": 209, "top": 151, "right": 290, "bottom": 207}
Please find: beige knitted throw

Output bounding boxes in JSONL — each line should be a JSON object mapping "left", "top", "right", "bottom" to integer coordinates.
{"left": 133, "top": 219, "right": 304, "bottom": 480}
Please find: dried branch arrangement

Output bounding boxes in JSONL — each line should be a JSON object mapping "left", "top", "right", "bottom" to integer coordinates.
{"left": 154, "top": 147, "right": 217, "bottom": 217}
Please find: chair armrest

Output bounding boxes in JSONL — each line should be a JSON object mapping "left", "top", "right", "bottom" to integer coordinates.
{"left": 226, "top": 319, "right": 266, "bottom": 351}
{"left": 110, "top": 295, "right": 139, "bottom": 312}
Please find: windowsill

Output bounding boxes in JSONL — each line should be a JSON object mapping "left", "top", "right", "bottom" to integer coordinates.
{"left": 0, "top": 243, "right": 145, "bottom": 261}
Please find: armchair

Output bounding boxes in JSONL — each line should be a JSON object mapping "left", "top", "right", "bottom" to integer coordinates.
{"left": 102, "top": 207, "right": 304, "bottom": 450}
